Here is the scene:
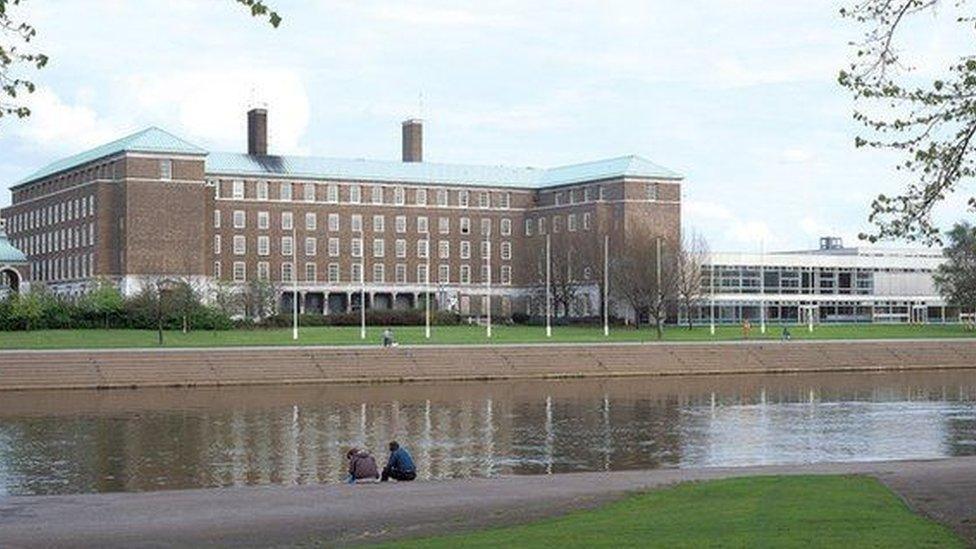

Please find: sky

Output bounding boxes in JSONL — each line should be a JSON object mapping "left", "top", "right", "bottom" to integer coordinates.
{"left": 0, "top": 0, "right": 972, "bottom": 252}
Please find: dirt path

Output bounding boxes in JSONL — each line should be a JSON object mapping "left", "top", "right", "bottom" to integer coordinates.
{"left": 1, "top": 457, "right": 973, "bottom": 547}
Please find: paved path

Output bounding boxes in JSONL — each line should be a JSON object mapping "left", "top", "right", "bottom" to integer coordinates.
{"left": 1, "top": 458, "right": 973, "bottom": 548}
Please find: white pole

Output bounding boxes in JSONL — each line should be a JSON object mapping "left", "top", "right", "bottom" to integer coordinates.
{"left": 603, "top": 234, "right": 609, "bottom": 337}
{"left": 760, "top": 240, "right": 766, "bottom": 335}
{"left": 486, "top": 238, "right": 492, "bottom": 339}
{"left": 656, "top": 237, "right": 662, "bottom": 334}
{"left": 709, "top": 258, "right": 715, "bottom": 336}
{"left": 808, "top": 305, "right": 814, "bottom": 333}
{"left": 360, "top": 254, "right": 366, "bottom": 340}
{"left": 425, "top": 247, "right": 431, "bottom": 339}
{"left": 546, "top": 233, "right": 552, "bottom": 338}
{"left": 292, "top": 226, "right": 298, "bottom": 341}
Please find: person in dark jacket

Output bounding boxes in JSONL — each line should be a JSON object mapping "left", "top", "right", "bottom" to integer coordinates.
{"left": 345, "top": 448, "right": 380, "bottom": 484}
{"left": 381, "top": 441, "right": 416, "bottom": 482}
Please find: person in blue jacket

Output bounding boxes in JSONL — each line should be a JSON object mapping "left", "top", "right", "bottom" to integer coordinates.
{"left": 381, "top": 440, "right": 416, "bottom": 482}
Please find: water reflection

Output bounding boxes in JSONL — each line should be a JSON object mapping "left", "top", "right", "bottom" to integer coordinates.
{"left": 0, "top": 371, "right": 974, "bottom": 496}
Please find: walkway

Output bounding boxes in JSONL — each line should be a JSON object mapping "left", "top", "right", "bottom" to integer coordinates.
{"left": 1, "top": 457, "right": 973, "bottom": 547}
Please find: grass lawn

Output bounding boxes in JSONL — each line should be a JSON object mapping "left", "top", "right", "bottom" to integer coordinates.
{"left": 0, "top": 323, "right": 974, "bottom": 350}
{"left": 379, "top": 475, "right": 963, "bottom": 548}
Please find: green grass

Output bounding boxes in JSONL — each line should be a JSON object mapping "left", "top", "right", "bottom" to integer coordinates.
{"left": 0, "top": 323, "right": 974, "bottom": 350}
{"left": 379, "top": 475, "right": 962, "bottom": 548}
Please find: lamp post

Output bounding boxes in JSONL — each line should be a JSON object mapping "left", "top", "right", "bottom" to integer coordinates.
{"left": 425, "top": 246, "right": 431, "bottom": 339}
{"left": 486, "top": 238, "right": 492, "bottom": 339}
{"left": 603, "top": 234, "right": 609, "bottom": 337}
{"left": 545, "top": 233, "right": 552, "bottom": 338}
{"left": 292, "top": 226, "right": 298, "bottom": 341}
{"left": 760, "top": 240, "right": 766, "bottom": 335}
{"left": 360, "top": 252, "right": 366, "bottom": 340}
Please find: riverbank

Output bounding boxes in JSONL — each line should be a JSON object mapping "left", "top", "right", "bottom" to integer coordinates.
{"left": 1, "top": 458, "right": 972, "bottom": 547}
{"left": 2, "top": 338, "right": 976, "bottom": 391}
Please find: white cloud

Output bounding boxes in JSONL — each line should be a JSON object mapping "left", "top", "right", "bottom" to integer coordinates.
{"left": 11, "top": 87, "right": 122, "bottom": 153}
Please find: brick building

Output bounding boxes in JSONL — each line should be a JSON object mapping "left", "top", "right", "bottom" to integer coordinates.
{"left": 0, "top": 109, "right": 682, "bottom": 317}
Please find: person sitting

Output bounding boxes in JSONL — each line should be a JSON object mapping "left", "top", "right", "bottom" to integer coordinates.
{"left": 345, "top": 448, "right": 380, "bottom": 484}
{"left": 381, "top": 441, "right": 417, "bottom": 482}
{"left": 382, "top": 328, "right": 395, "bottom": 347}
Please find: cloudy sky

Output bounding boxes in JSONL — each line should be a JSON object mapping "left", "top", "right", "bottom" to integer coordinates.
{"left": 0, "top": 1, "right": 972, "bottom": 252}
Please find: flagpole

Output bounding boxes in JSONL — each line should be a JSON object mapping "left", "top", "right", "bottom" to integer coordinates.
{"left": 709, "top": 257, "right": 715, "bottom": 336}
{"left": 360, "top": 252, "right": 366, "bottom": 340}
{"left": 603, "top": 234, "right": 609, "bottom": 337}
{"left": 760, "top": 239, "right": 766, "bottom": 335}
{"left": 425, "top": 243, "right": 431, "bottom": 339}
{"left": 292, "top": 225, "right": 298, "bottom": 341}
{"left": 486, "top": 238, "right": 492, "bottom": 339}
{"left": 546, "top": 233, "right": 552, "bottom": 338}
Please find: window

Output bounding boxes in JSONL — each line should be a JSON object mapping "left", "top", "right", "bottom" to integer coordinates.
{"left": 481, "top": 218, "right": 491, "bottom": 236}
{"left": 460, "top": 217, "right": 470, "bottom": 235}
{"left": 501, "top": 265, "right": 512, "bottom": 285}
{"left": 417, "top": 216, "right": 429, "bottom": 234}
{"left": 552, "top": 215, "right": 562, "bottom": 233}
{"left": 373, "top": 238, "right": 385, "bottom": 258}
{"left": 554, "top": 192, "right": 563, "bottom": 206}
{"left": 373, "top": 263, "right": 385, "bottom": 283}
{"left": 232, "top": 180, "right": 244, "bottom": 199}
{"left": 417, "top": 264, "right": 429, "bottom": 284}
{"left": 480, "top": 241, "right": 489, "bottom": 259}
{"left": 281, "top": 211, "right": 293, "bottom": 230}
{"left": 328, "top": 263, "right": 340, "bottom": 283}
{"left": 481, "top": 265, "right": 489, "bottom": 282}
{"left": 327, "top": 184, "right": 338, "bottom": 203}
{"left": 394, "top": 186, "right": 405, "bottom": 205}
{"left": 479, "top": 192, "right": 489, "bottom": 209}
{"left": 582, "top": 212, "right": 591, "bottom": 231}
{"left": 258, "top": 211, "right": 269, "bottom": 229}
{"left": 501, "top": 241, "right": 512, "bottom": 260}
{"left": 436, "top": 189, "right": 448, "bottom": 207}
{"left": 213, "top": 210, "right": 221, "bottom": 228}
{"left": 349, "top": 185, "right": 361, "bottom": 204}
{"left": 328, "top": 213, "right": 339, "bottom": 231}
{"left": 460, "top": 240, "right": 471, "bottom": 259}
{"left": 395, "top": 264, "right": 407, "bottom": 284}
{"left": 213, "top": 235, "right": 221, "bottom": 255}
{"left": 257, "top": 235, "right": 270, "bottom": 256}
{"left": 233, "top": 210, "right": 245, "bottom": 229}
{"left": 395, "top": 215, "right": 407, "bottom": 233}
{"left": 281, "top": 262, "right": 294, "bottom": 283}
{"left": 646, "top": 183, "right": 657, "bottom": 201}
{"left": 569, "top": 189, "right": 577, "bottom": 204}
{"left": 439, "top": 240, "right": 450, "bottom": 259}
{"left": 279, "top": 182, "right": 292, "bottom": 201}
{"left": 500, "top": 192, "right": 510, "bottom": 209}
{"left": 328, "top": 237, "right": 339, "bottom": 257}
{"left": 233, "top": 261, "right": 246, "bottom": 282}
{"left": 304, "top": 183, "right": 316, "bottom": 202}
{"left": 538, "top": 217, "right": 547, "bottom": 234}
{"left": 281, "top": 236, "right": 294, "bottom": 256}
{"left": 525, "top": 218, "right": 533, "bottom": 236}
{"left": 568, "top": 213, "right": 578, "bottom": 232}
{"left": 598, "top": 186, "right": 605, "bottom": 200}
{"left": 395, "top": 239, "right": 407, "bottom": 258}
{"left": 160, "top": 159, "right": 173, "bottom": 181}
{"left": 584, "top": 186, "right": 593, "bottom": 202}
{"left": 257, "top": 261, "right": 270, "bottom": 281}
{"left": 371, "top": 185, "right": 384, "bottom": 204}
{"left": 417, "top": 239, "right": 429, "bottom": 259}
{"left": 439, "top": 217, "right": 450, "bottom": 234}
{"left": 415, "top": 188, "right": 427, "bottom": 206}
{"left": 257, "top": 180, "right": 269, "bottom": 200}
{"left": 351, "top": 214, "right": 363, "bottom": 233}
{"left": 351, "top": 263, "right": 363, "bottom": 283}
{"left": 460, "top": 265, "right": 471, "bottom": 284}
{"left": 458, "top": 190, "right": 469, "bottom": 207}
{"left": 351, "top": 238, "right": 363, "bottom": 258}
{"left": 373, "top": 215, "right": 385, "bottom": 232}
{"left": 233, "top": 235, "right": 246, "bottom": 255}
{"left": 305, "top": 212, "right": 317, "bottom": 230}
{"left": 214, "top": 261, "right": 222, "bottom": 279}
{"left": 305, "top": 262, "right": 317, "bottom": 282}
{"left": 501, "top": 218, "right": 511, "bottom": 236}
{"left": 305, "top": 237, "right": 317, "bottom": 256}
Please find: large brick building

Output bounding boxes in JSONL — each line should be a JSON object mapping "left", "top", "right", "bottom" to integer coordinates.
{"left": 0, "top": 109, "right": 682, "bottom": 317}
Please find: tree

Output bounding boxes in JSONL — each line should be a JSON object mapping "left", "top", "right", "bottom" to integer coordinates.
{"left": 611, "top": 228, "right": 678, "bottom": 339}
{"left": 0, "top": 0, "right": 280, "bottom": 120}
{"left": 80, "top": 278, "right": 124, "bottom": 328}
{"left": 675, "top": 230, "right": 709, "bottom": 330}
{"left": 839, "top": 1, "right": 976, "bottom": 244}
{"left": 241, "top": 279, "right": 278, "bottom": 320}
{"left": 933, "top": 221, "right": 976, "bottom": 308}
{"left": 9, "top": 287, "right": 43, "bottom": 330}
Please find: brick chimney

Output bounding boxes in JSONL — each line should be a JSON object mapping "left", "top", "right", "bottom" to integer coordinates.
{"left": 247, "top": 108, "right": 268, "bottom": 156}
{"left": 402, "top": 119, "right": 423, "bottom": 162}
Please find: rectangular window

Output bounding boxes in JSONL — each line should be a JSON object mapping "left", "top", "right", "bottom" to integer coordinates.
{"left": 258, "top": 211, "right": 269, "bottom": 229}
{"left": 417, "top": 239, "right": 429, "bottom": 259}
{"left": 395, "top": 239, "right": 406, "bottom": 258}
{"left": 327, "top": 184, "right": 338, "bottom": 203}
{"left": 373, "top": 263, "right": 385, "bottom": 283}
{"left": 351, "top": 214, "right": 363, "bottom": 232}
{"left": 525, "top": 218, "right": 533, "bottom": 236}
{"left": 539, "top": 217, "right": 547, "bottom": 234}
{"left": 598, "top": 186, "right": 605, "bottom": 200}
{"left": 281, "top": 236, "right": 294, "bottom": 256}
{"left": 328, "top": 263, "right": 340, "bottom": 283}
{"left": 305, "top": 237, "right": 316, "bottom": 256}
{"left": 460, "top": 217, "right": 470, "bottom": 235}
{"left": 280, "top": 182, "right": 292, "bottom": 201}
{"left": 460, "top": 240, "right": 471, "bottom": 259}
{"left": 233, "top": 210, "right": 245, "bottom": 229}
{"left": 281, "top": 211, "right": 293, "bottom": 230}
{"left": 646, "top": 183, "right": 658, "bottom": 201}
{"left": 479, "top": 192, "right": 489, "bottom": 209}
{"left": 438, "top": 264, "right": 450, "bottom": 284}
{"left": 480, "top": 241, "right": 489, "bottom": 259}
{"left": 214, "top": 261, "right": 222, "bottom": 279}
{"left": 552, "top": 215, "right": 562, "bottom": 233}
{"left": 500, "top": 192, "right": 510, "bottom": 209}
{"left": 372, "top": 185, "right": 384, "bottom": 204}
{"left": 501, "top": 218, "right": 511, "bottom": 236}
{"left": 257, "top": 180, "right": 269, "bottom": 200}
{"left": 569, "top": 189, "right": 577, "bottom": 204}
{"left": 415, "top": 188, "right": 427, "bottom": 206}
{"left": 395, "top": 263, "right": 407, "bottom": 284}
{"left": 233, "top": 261, "right": 246, "bottom": 282}
{"left": 305, "top": 212, "right": 317, "bottom": 230}
{"left": 481, "top": 218, "right": 491, "bottom": 236}
{"left": 328, "top": 237, "right": 340, "bottom": 257}
{"left": 349, "top": 185, "right": 361, "bottom": 204}
{"left": 417, "top": 216, "right": 429, "bottom": 234}
{"left": 436, "top": 189, "right": 448, "bottom": 207}
{"left": 501, "top": 265, "right": 512, "bottom": 285}
{"left": 351, "top": 238, "right": 363, "bottom": 258}
{"left": 501, "top": 241, "right": 512, "bottom": 260}
{"left": 214, "top": 235, "right": 221, "bottom": 255}
{"left": 438, "top": 217, "right": 450, "bottom": 234}
{"left": 461, "top": 265, "right": 472, "bottom": 284}
{"left": 395, "top": 215, "right": 407, "bottom": 233}
{"left": 373, "top": 238, "right": 385, "bottom": 258}
{"left": 257, "top": 235, "right": 270, "bottom": 256}
{"left": 233, "top": 235, "right": 246, "bottom": 255}
{"left": 304, "top": 183, "right": 316, "bottom": 202}
{"left": 583, "top": 212, "right": 591, "bottom": 230}
{"left": 584, "top": 186, "right": 593, "bottom": 202}
{"left": 351, "top": 263, "right": 363, "bottom": 284}
{"left": 160, "top": 159, "right": 173, "bottom": 181}
{"left": 439, "top": 240, "right": 450, "bottom": 259}
{"left": 328, "top": 213, "right": 339, "bottom": 231}
{"left": 257, "top": 261, "right": 270, "bottom": 281}
{"left": 481, "top": 265, "right": 489, "bottom": 282}
{"left": 281, "top": 262, "right": 294, "bottom": 283}
{"left": 232, "top": 180, "right": 244, "bottom": 199}
{"left": 568, "top": 213, "right": 578, "bottom": 232}
{"left": 394, "top": 186, "right": 405, "bottom": 205}
{"left": 417, "top": 264, "right": 429, "bottom": 284}
{"left": 554, "top": 192, "right": 563, "bottom": 206}
{"left": 373, "top": 215, "right": 385, "bottom": 232}
{"left": 213, "top": 210, "right": 221, "bottom": 228}
{"left": 458, "top": 190, "right": 469, "bottom": 207}
{"left": 305, "top": 262, "right": 317, "bottom": 282}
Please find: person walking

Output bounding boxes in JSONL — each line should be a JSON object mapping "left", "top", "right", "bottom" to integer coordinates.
{"left": 381, "top": 441, "right": 417, "bottom": 482}
{"left": 381, "top": 328, "right": 395, "bottom": 347}
{"left": 345, "top": 448, "right": 380, "bottom": 484}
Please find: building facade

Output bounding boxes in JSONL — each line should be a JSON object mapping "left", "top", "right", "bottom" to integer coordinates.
{"left": 0, "top": 109, "right": 682, "bottom": 316}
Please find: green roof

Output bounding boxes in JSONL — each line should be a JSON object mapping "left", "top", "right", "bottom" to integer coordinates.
{"left": 14, "top": 127, "right": 207, "bottom": 187}
{"left": 0, "top": 227, "right": 27, "bottom": 263}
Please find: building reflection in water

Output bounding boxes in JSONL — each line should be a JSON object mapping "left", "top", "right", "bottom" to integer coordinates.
{"left": 0, "top": 370, "right": 974, "bottom": 496}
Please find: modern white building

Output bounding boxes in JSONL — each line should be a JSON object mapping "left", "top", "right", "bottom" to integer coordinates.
{"left": 689, "top": 237, "right": 958, "bottom": 325}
